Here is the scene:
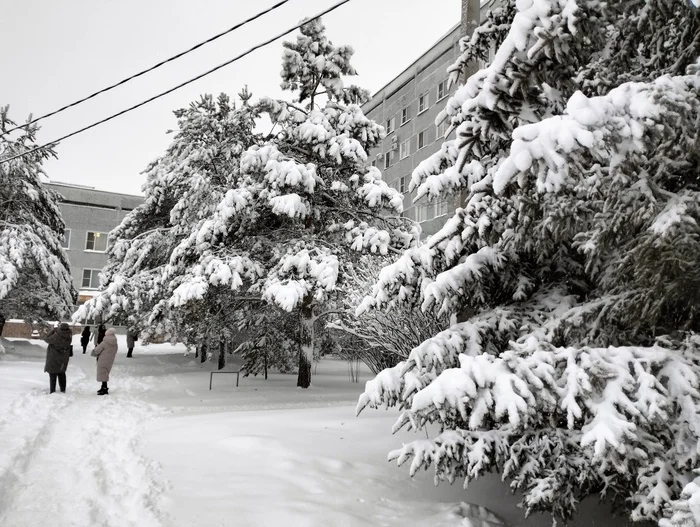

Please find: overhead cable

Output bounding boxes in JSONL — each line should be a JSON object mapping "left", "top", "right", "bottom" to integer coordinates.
{"left": 0, "top": 0, "right": 351, "bottom": 165}
{"left": 0, "top": 0, "right": 293, "bottom": 137}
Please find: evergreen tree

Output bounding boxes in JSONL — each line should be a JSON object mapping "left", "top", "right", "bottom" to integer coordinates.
{"left": 76, "top": 21, "right": 415, "bottom": 385}
{"left": 357, "top": 0, "right": 700, "bottom": 523}
{"left": 170, "top": 19, "right": 415, "bottom": 387}
{"left": 74, "top": 92, "right": 260, "bottom": 346}
{"left": 0, "top": 107, "right": 75, "bottom": 320}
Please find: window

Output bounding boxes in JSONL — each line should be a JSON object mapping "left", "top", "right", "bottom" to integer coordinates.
{"left": 436, "top": 199, "right": 450, "bottom": 217}
{"left": 401, "top": 107, "right": 410, "bottom": 125}
{"left": 418, "top": 130, "right": 427, "bottom": 149}
{"left": 82, "top": 269, "right": 101, "bottom": 289}
{"left": 60, "top": 229, "right": 71, "bottom": 249}
{"left": 384, "top": 150, "right": 394, "bottom": 169}
{"left": 437, "top": 119, "right": 450, "bottom": 140}
{"left": 399, "top": 139, "right": 410, "bottom": 160}
{"left": 400, "top": 176, "right": 407, "bottom": 194}
{"left": 418, "top": 94, "right": 428, "bottom": 114}
{"left": 385, "top": 116, "right": 395, "bottom": 134}
{"left": 85, "top": 231, "right": 108, "bottom": 252}
{"left": 416, "top": 202, "right": 429, "bottom": 223}
{"left": 371, "top": 158, "right": 378, "bottom": 168}
{"left": 437, "top": 79, "right": 448, "bottom": 100}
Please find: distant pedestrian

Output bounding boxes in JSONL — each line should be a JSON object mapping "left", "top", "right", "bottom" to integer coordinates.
{"left": 44, "top": 322, "right": 73, "bottom": 394}
{"left": 0, "top": 311, "right": 5, "bottom": 337}
{"left": 80, "top": 326, "right": 91, "bottom": 353}
{"left": 91, "top": 327, "right": 117, "bottom": 395}
{"left": 94, "top": 324, "right": 106, "bottom": 345}
{"left": 126, "top": 329, "right": 138, "bottom": 358}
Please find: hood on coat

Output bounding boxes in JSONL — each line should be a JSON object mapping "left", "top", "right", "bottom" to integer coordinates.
{"left": 105, "top": 328, "right": 117, "bottom": 336}
{"left": 56, "top": 326, "right": 73, "bottom": 337}
{"left": 59, "top": 322, "right": 70, "bottom": 330}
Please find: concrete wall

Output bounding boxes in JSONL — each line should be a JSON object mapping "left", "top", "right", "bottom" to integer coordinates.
{"left": 2, "top": 321, "right": 85, "bottom": 339}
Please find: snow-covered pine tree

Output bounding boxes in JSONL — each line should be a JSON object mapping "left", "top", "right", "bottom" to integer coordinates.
{"left": 0, "top": 107, "right": 75, "bottom": 320}
{"left": 74, "top": 92, "right": 260, "bottom": 347}
{"left": 357, "top": 0, "right": 700, "bottom": 523}
{"left": 170, "top": 18, "right": 415, "bottom": 388}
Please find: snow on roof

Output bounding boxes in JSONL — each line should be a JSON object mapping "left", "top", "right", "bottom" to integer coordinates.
{"left": 78, "top": 290, "right": 101, "bottom": 298}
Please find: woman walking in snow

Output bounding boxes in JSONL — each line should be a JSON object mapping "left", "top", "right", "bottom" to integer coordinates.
{"left": 91, "top": 327, "right": 118, "bottom": 395}
{"left": 80, "top": 326, "right": 91, "bottom": 354}
{"left": 44, "top": 322, "right": 73, "bottom": 393}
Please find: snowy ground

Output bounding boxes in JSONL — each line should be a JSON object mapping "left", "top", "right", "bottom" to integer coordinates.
{"left": 0, "top": 336, "right": 642, "bottom": 527}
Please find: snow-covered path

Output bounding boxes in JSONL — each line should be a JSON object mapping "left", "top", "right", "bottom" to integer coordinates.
{"left": 0, "top": 338, "right": 643, "bottom": 527}
{"left": 0, "top": 352, "right": 167, "bottom": 527}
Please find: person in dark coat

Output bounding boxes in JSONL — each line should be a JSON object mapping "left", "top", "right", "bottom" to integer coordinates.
{"left": 126, "top": 329, "right": 138, "bottom": 358}
{"left": 44, "top": 322, "right": 73, "bottom": 393}
{"left": 80, "top": 326, "right": 91, "bottom": 353}
{"left": 0, "top": 311, "right": 5, "bottom": 337}
{"left": 94, "top": 324, "right": 107, "bottom": 345}
{"left": 91, "top": 327, "right": 118, "bottom": 395}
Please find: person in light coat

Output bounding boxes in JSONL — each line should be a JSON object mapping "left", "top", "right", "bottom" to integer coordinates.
{"left": 44, "top": 322, "right": 73, "bottom": 393}
{"left": 91, "top": 327, "right": 118, "bottom": 395}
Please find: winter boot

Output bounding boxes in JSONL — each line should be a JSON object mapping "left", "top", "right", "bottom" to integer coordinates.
{"left": 97, "top": 382, "right": 108, "bottom": 395}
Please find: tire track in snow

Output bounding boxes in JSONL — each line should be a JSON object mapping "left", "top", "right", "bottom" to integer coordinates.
{"left": 0, "top": 361, "right": 169, "bottom": 527}
{"left": 0, "top": 369, "right": 82, "bottom": 511}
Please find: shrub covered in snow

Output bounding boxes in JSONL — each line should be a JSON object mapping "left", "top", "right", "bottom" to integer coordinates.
{"left": 357, "top": 0, "right": 700, "bottom": 523}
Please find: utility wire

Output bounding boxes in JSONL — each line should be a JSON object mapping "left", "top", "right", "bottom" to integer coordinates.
{"left": 0, "top": 0, "right": 293, "bottom": 138}
{"left": 0, "top": 0, "right": 351, "bottom": 166}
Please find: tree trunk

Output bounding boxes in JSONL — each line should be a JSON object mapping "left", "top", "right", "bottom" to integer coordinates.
{"left": 218, "top": 337, "right": 225, "bottom": 370}
{"left": 200, "top": 341, "right": 207, "bottom": 363}
{"left": 264, "top": 348, "right": 268, "bottom": 380}
{"left": 296, "top": 303, "right": 315, "bottom": 388}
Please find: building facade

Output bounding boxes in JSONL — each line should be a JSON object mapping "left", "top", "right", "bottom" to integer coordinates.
{"left": 45, "top": 182, "right": 143, "bottom": 305}
{"left": 362, "top": 8, "right": 493, "bottom": 238}
{"left": 362, "top": 24, "right": 461, "bottom": 237}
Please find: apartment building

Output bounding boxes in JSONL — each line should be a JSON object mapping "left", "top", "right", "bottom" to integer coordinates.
{"left": 361, "top": 24, "right": 461, "bottom": 237}
{"left": 362, "top": 8, "right": 493, "bottom": 237}
{"left": 45, "top": 182, "right": 143, "bottom": 305}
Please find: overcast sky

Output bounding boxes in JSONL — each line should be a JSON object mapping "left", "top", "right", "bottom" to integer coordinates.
{"left": 2, "top": 0, "right": 461, "bottom": 195}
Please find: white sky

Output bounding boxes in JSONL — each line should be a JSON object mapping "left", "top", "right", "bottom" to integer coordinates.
{"left": 2, "top": 0, "right": 461, "bottom": 196}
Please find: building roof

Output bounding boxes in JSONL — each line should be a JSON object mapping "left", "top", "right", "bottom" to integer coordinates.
{"left": 46, "top": 181, "right": 143, "bottom": 211}
{"left": 362, "top": 24, "right": 461, "bottom": 114}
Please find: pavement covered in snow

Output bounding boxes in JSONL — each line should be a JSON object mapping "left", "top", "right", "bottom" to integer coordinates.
{"left": 0, "top": 335, "right": 641, "bottom": 526}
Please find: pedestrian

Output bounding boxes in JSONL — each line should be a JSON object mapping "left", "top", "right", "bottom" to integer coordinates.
{"left": 0, "top": 311, "right": 5, "bottom": 337}
{"left": 91, "top": 327, "right": 117, "bottom": 395}
{"left": 44, "top": 322, "right": 73, "bottom": 394}
{"left": 80, "top": 326, "right": 91, "bottom": 353}
{"left": 126, "top": 328, "right": 138, "bottom": 358}
{"left": 94, "top": 323, "right": 106, "bottom": 345}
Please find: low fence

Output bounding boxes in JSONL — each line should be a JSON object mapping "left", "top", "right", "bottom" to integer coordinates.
{"left": 2, "top": 321, "right": 87, "bottom": 339}
{"left": 0, "top": 321, "right": 167, "bottom": 343}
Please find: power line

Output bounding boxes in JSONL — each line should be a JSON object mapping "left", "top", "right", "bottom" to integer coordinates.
{"left": 0, "top": 0, "right": 293, "bottom": 138}
{"left": 0, "top": 0, "right": 351, "bottom": 166}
